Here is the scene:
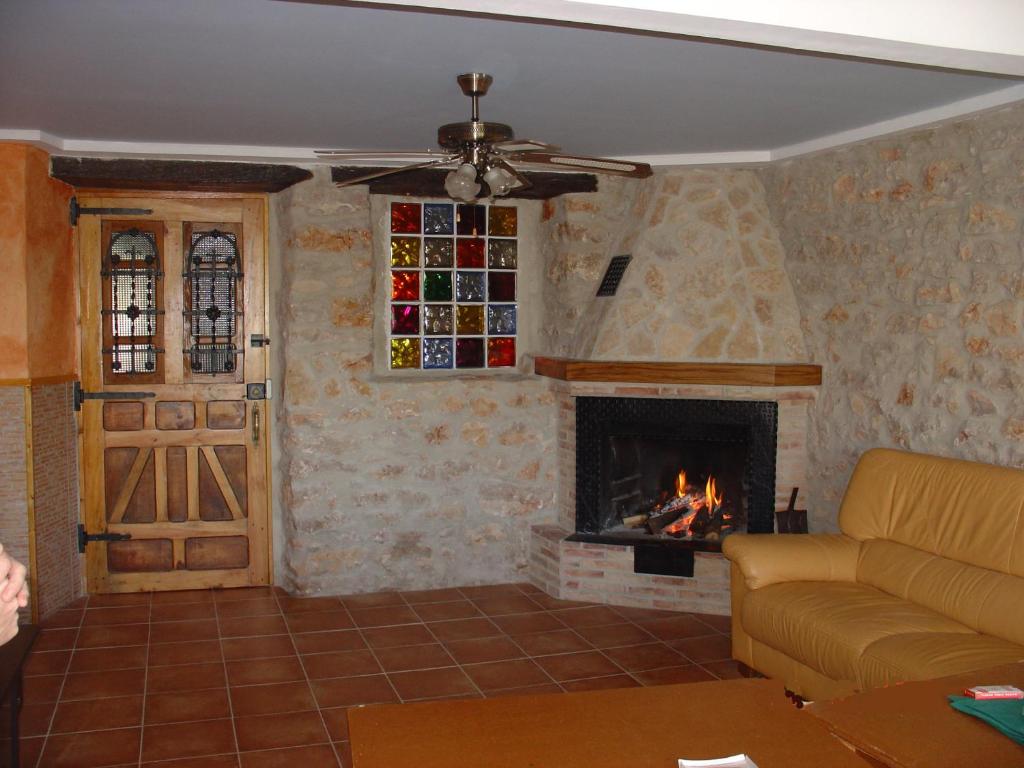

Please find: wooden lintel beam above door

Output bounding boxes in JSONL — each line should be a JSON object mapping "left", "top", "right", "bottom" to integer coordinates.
{"left": 51, "top": 157, "right": 313, "bottom": 193}
{"left": 330, "top": 166, "right": 599, "bottom": 199}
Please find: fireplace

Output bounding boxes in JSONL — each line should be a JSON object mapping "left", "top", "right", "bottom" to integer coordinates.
{"left": 573, "top": 397, "right": 778, "bottom": 550}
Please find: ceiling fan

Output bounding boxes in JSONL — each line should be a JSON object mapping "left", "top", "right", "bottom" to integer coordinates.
{"left": 315, "top": 73, "right": 653, "bottom": 201}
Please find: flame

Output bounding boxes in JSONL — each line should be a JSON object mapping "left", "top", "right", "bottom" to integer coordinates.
{"left": 663, "top": 510, "right": 697, "bottom": 535}
{"left": 705, "top": 476, "right": 723, "bottom": 511}
{"left": 675, "top": 470, "right": 687, "bottom": 498}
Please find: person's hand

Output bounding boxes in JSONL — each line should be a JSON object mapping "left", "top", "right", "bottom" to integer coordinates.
{"left": 0, "top": 594, "right": 18, "bottom": 645}
{"left": 0, "top": 544, "right": 28, "bottom": 608}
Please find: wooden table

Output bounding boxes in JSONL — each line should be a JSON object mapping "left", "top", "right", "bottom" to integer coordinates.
{"left": 809, "top": 662, "right": 1024, "bottom": 768}
{"left": 348, "top": 677, "right": 873, "bottom": 768}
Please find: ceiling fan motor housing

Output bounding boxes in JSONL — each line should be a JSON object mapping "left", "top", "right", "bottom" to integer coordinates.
{"left": 437, "top": 121, "right": 514, "bottom": 150}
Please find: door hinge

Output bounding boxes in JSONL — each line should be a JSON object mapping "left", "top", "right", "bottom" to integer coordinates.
{"left": 77, "top": 524, "right": 131, "bottom": 553}
{"left": 74, "top": 381, "right": 156, "bottom": 411}
{"left": 69, "top": 196, "right": 153, "bottom": 227}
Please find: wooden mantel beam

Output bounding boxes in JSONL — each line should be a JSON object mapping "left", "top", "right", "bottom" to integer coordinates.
{"left": 534, "top": 357, "right": 822, "bottom": 387}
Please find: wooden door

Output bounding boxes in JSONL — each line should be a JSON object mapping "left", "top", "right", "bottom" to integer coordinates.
{"left": 78, "top": 194, "right": 271, "bottom": 592}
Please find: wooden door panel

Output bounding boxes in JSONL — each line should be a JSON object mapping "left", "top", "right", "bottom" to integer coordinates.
{"left": 79, "top": 194, "right": 270, "bottom": 593}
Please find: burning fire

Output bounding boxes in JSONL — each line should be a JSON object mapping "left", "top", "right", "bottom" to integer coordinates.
{"left": 675, "top": 470, "right": 687, "bottom": 498}
{"left": 661, "top": 471, "right": 724, "bottom": 536}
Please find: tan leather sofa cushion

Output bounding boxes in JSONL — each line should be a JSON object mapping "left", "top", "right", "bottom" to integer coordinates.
{"left": 859, "top": 539, "right": 1024, "bottom": 646}
{"left": 723, "top": 533, "right": 859, "bottom": 591}
{"left": 839, "top": 448, "right": 1024, "bottom": 578}
{"left": 742, "top": 581, "right": 975, "bottom": 682}
{"left": 859, "top": 632, "right": 1024, "bottom": 689}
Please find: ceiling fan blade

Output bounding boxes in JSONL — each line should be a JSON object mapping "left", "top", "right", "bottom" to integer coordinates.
{"left": 492, "top": 158, "right": 532, "bottom": 192}
{"left": 492, "top": 138, "right": 562, "bottom": 153}
{"left": 508, "top": 151, "right": 652, "bottom": 178}
{"left": 315, "top": 149, "right": 442, "bottom": 161}
{"left": 333, "top": 156, "right": 459, "bottom": 188}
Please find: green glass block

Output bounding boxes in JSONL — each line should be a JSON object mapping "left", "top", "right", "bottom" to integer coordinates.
{"left": 423, "top": 271, "right": 452, "bottom": 301}
{"left": 424, "top": 238, "right": 454, "bottom": 267}
{"left": 456, "top": 305, "right": 484, "bottom": 335}
{"left": 390, "top": 338, "right": 421, "bottom": 369}
{"left": 424, "top": 305, "right": 453, "bottom": 335}
{"left": 487, "top": 239, "right": 517, "bottom": 269}
{"left": 488, "top": 206, "right": 517, "bottom": 237}
{"left": 390, "top": 236, "right": 420, "bottom": 267}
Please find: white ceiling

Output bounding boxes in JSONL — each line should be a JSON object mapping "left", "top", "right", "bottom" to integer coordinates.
{"left": 1, "top": 0, "right": 1022, "bottom": 164}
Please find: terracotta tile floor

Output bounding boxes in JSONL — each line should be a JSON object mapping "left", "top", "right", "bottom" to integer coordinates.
{"left": 22, "top": 583, "right": 739, "bottom": 768}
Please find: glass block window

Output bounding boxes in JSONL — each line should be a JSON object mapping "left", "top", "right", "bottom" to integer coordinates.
{"left": 388, "top": 201, "right": 517, "bottom": 370}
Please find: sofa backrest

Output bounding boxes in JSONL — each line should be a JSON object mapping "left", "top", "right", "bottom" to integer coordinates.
{"left": 839, "top": 448, "right": 1024, "bottom": 578}
{"left": 840, "top": 448, "right": 1024, "bottom": 645}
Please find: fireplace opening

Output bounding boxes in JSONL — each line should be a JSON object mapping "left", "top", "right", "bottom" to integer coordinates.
{"left": 574, "top": 397, "right": 777, "bottom": 551}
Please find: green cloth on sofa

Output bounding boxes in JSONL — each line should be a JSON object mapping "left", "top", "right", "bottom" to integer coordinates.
{"left": 948, "top": 695, "right": 1024, "bottom": 745}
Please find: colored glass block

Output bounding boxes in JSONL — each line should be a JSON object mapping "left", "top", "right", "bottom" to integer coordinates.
{"left": 456, "top": 204, "right": 487, "bottom": 236}
{"left": 456, "top": 305, "right": 484, "bottom": 335}
{"left": 487, "top": 305, "right": 517, "bottom": 335}
{"left": 456, "top": 338, "right": 484, "bottom": 368}
{"left": 423, "top": 271, "right": 452, "bottom": 301}
{"left": 423, "top": 204, "right": 454, "bottom": 235}
{"left": 391, "top": 304, "right": 419, "bottom": 335}
{"left": 424, "top": 239, "right": 454, "bottom": 267}
{"left": 488, "top": 337, "right": 516, "bottom": 367}
{"left": 391, "top": 202, "right": 421, "bottom": 233}
{"left": 487, "top": 239, "right": 517, "bottom": 269}
{"left": 488, "top": 272, "right": 516, "bottom": 301}
{"left": 390, "top": 338, "right": 421, "bottom": 369}
{"left": 423, "top": 338, "right": 453, "bottom": 369}
{"left": 391, "top": 270, "right": 420, "bottom": 301}
{"left": 488, "top": 206, "right": 517, "bottom": 237}
{"left": 456, "top": 238, "right": 485, "bottom": 268}
{"left": 456, "top": 272, "right": 485, "bottom": 302}
{"left": 423, "top": 305, "right": 453, "bottom": 335}
{"left": 390, "top": 236, "right": 420, "bottom": 267}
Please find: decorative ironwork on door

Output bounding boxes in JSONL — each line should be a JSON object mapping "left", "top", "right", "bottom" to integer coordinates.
{"left": 185, "top": 228, "right": 243, "bottom": 375}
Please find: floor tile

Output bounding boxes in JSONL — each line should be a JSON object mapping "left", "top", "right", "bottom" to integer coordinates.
{"left": 40, "top": 609, "right": 84, "bottom": 630}
{"left": 220, "top": 615, "right": 290, "bottom": 638}
{"left": 458, "top": 584, "right": 527, "bottom": 600}
{"left": 610, "top": 605, "right": 682, "bottom": 621}
{"left": 309, "top": 675, "right": 398, "bottom": 708}
{"left": 51, "top": 694, "right": 143, "bottom": 733}
{"left": 221, "top": 634, "right": 296, "bottom": 661}
{"left": 142, "top": 718, "right": 237, "bottom": 762}
{"left": 284, "top": 611, "right": 355, "bottom": 634}
{"left": 151, "top": 589, "right": 215, "bottom": 605}
{"left": 509, "top": 629, "right": 592, "bottom": 656}
{"left": 425, "top": 617, "right": 501, "bottom": 642}
{"left": 338, "top": 592, "right": 404, "bottom": 610}
{"left": 561, "top": 674, "right": 641, "bottom": 692}
{"left": 372, "top": 643, "right": 454, "bottom": 673}
{"left": 20, "top": 701, "right": 56, "bottom": 737}
{"left": 69, "top": 645, "right": 147, "bottom": 673}
{"left": 668, "top": 633, "right": 734, "bottom": 663}
{"left": 82, "top": 605, "right": 151, "bottom": 626}
{"left": 484, "top": 682, "right": 564, "bottom": 698}
{"left": 694, "top": 613, "right": 733, "bottom": 634}
{"left": 61, "top": 668, "right": 146, "bottom": 700}
{"left": 229, "top": 681, "right": 317, "bottom": 717}
{"left": 141, "top": 756, "right": 240, "bottom": 768}
{"left": 360, "top": 624, "right": 434, "bottom": 649}
{"left": 226, "top": 656, "right": 305, "bottom": 686}
{"left": 398, "top": 588, "right": 465, "bottom": 604}
{"left": 19, "top": 737, "right": 44, "bottom": 768}
{"left": 444, "top": 636, "right": 524, "bottom": 665}
{"left": 149, "top": 639, "right": 222, "bottom": 667}
{"left": 461, "top": 658, "right": 551, "bottom": 691}
{"left": 278, "top": 596, "right": 342, "bottom": 614}
{"left": 702, "top": 659, "right": 749, "bottom": 680}
{"left": 388, "top": 667, "right": 477, "bottom": 701}
{"left": 151, "top": 602, "right": 218, "bottom": 623}
{"left": 23, "top": 673, "right": 63, "bottom": 703}
{"left": 573, "top": 622, "right": 655, "bottom": 648}
{"left": 410, "top": 600, "right": 481, "bottom": 622}
{"left": 301, "top": 649, "right": 381, "bottom": 680}
{"left": 238, "top": 744, "right": 339, "bottom": 768}
{"left": 533, "top": 650, "right": 623, "bottom": 681}
{"left": 636, "top": 615, "right": 720, "bottom": 641}
{"left": 235, "top": 710, "right": 329, "bottom": 752}
{"left": 33, "top": 628, "right": 78, "bottom": 652}
{"left": 87, "top": 593, "right": 151, "bottom": 608}
{"left": 25, "top": 649, "right": 72, "bottom": 677}
{"left": 76, "top": 623, "right": 150, "bottom": 648}
{"left": 147, "top": 661, "right": 227, "bottom": 693}
{"left": 347, "top": 605, "right": 419, "bottom": 629}
{"left": 550, "top": 606, "right": 624, "bottom": 629}
{"left": 633, "top": 664, "right": 717, "bottom": 686}
{"left": 214, "top": 587, "right": 276, "bottom": 602}
{"left": 527, "top": 593, "right": 594, "bottom": 610}
{"left": 291, "top": 630, "right": 366, "bottom": 655}
{"left": 145, "top": 688, "right": 232, "bottom": 725}
{"left": 151, "top": 619, "right": 219, "bottom": 644}
{"left": 490, "top": 612, "right": 566, "bottom": 635}
{"left": 216, "top": 597, "right": 282, "bottom": 619}
{"left": 319, "top": 707, "right": 350, "bottom": 742}
{"left": 40, "top": 727, "right": 141, "bottom": 767}
{"left": 470, "top": 594, "right": 544, "bottom": 616}
{"left": 603, "top": 642, "right": 689, "bottom": 672}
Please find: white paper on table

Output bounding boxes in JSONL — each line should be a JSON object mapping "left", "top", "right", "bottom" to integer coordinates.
{"left": 678, "top": 754, "right": 759, "bottom": 768}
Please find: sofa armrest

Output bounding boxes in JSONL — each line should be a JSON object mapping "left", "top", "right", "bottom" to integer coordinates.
{"left": 722, "top": 533, "right": 860, "bottom": 590}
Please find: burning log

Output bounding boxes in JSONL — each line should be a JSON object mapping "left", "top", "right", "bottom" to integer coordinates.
{"left": 621, "top": 513, "right": 649, "bottom": 529}
{"left": 646, "top": 505, "right": 686, "bottom": 535}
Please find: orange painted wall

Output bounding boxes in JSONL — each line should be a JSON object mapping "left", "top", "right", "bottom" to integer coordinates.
{"left": 0, "top": 145, "right": 30, "bottom": 379}
{"left": 0, "top": 144, "right": 75, "bottom": 380}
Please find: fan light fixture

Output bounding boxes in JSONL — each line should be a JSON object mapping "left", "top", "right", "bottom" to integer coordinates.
{"left": 444, "top": 162, "right": 482, "bottom": 202}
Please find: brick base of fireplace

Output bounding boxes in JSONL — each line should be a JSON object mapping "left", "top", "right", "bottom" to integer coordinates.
{"left": 526, "top": 378, "right": 816, "bottom": 616}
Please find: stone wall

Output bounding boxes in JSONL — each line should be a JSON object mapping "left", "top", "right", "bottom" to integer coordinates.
{"left": 761, "top": 102, "right": 1024, "bottom": 529}
{"left": 272, "top": 170, "right": 558, "bottom": 594}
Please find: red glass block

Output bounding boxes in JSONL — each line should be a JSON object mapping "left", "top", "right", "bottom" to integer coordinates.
{"left": 487, "top": 337, "right": 516, "bottom": 367}
{"left": 456, "top": 238, "right": 485, "bottom": 268}
{"left": 391, "top": 202, "right": 421, "bottom": 234}
{"left": 488, "top": 272, "right": 515, "bottom": 301}
{"left": 391, "top": 270, "right": 420, "bottom": 301}
{"left": 391, "top": 304, "right": 419, "bottom": 335}
{"left": 455, "top": 338, "right": 484, "bottom": 368}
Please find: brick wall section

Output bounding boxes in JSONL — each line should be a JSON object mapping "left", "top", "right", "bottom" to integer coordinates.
{"left": 529, "top": 379, "right": 814, "bottom": 616}
{"left": 0, "top": 386, "right": 29, "bottom": 570}
{"left": 29, "top": 382, "right": 81, "bottom": 619}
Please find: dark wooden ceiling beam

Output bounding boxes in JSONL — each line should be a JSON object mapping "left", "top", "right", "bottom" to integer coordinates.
{"left": 330, "top": 166, "right": 598, "bottom": 199}
{"left": 51, "top": 157, "right": 313, "bottom": 193}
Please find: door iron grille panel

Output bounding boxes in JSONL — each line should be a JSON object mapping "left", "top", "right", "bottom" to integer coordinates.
{"left": 186, "top": 229, "right": 242, "bottom": 374}
{"left": 103, "top": 228, "right": 163, "bottom": 374}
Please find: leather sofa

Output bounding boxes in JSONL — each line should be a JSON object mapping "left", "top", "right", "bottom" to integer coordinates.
{"left": 722, "top": 448, "right": 1024, "bottom": 701}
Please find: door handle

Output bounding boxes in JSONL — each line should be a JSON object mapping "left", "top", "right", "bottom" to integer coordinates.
{"left": 252, "top": 404, "right": 260, "bottom": 444}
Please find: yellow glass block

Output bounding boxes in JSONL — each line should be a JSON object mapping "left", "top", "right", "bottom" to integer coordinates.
{"left": 390, "top": 338, "right": 421, "bottom": 369}
{"left": 390, "top": 236, "right": 420, "bottom": 267}
{"left": 488, "top": 206, "right": 517, "bottom": 237}
{"left": 456, "top": 305, "right": 484, "bottom": 335}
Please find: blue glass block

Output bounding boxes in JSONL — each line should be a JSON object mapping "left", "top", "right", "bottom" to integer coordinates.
{"left": 456, "top": 271, "right": 485, "bottom": 302}
{"left": 423, "top": 204, "right": 454, "bottom": 235}
{"left": 423, "top": 338, "right": 453, "bottom": 369}
{"left": 487, "top": 305, "right": 517, "bottom": 335}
